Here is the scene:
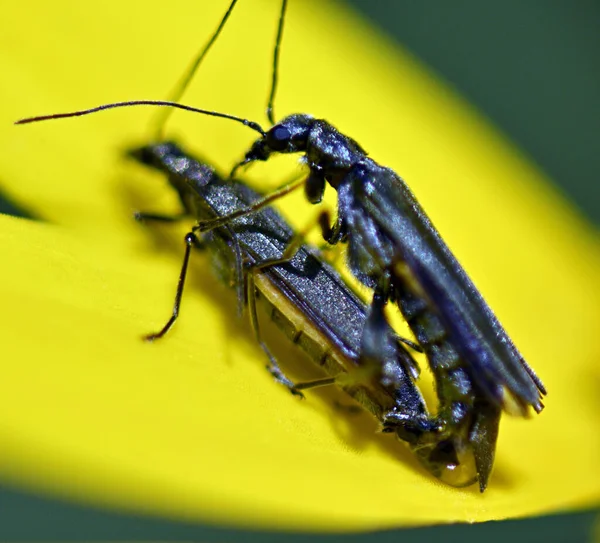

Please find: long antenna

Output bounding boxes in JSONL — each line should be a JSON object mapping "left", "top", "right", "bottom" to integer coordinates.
{"left": 153, "top": 0, "right": 240, "bottom": 140}
{"left": 266, "top": 0, "right": 288, "bottom": 125}
{"left": 15, "top": 100, "right": 266, "bottom": 135}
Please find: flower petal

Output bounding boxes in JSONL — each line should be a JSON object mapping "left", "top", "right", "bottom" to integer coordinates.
{"left": 0, "top": 0, "right": 598, "bottom": 532}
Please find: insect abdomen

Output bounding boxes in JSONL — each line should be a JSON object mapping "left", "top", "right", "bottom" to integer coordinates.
{"left": 398, "top": 283, "right": 474, "bottom": 408}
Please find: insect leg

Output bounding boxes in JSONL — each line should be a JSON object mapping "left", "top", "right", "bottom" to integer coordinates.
{"left": 143, "top": 231, "right": 201, "bottom": 341}
{"left": 134, "top": 211, "right": 187, "bottom": 223}
{"left": 293, "top": 377, "right": 336, "bottom": 391}
{"left": 361, "top": 291, "right": 421, "bottom": 383}
{"left": 243, "top": 257, "right": 305, "bottom": 398}
{"left": 275, "top": 210, "right": 331, "bottom": 263}
{"left": 245, "top": 255, "right": 343, "bottom": 395}
{"left": 225, "top": 224, "right": 246, "bottom": 318}
{"left": 196, "top": 174, "right": 306, "bottom": 233}
{"left": 318, "top": 209, "right": 347, "bottom": 245}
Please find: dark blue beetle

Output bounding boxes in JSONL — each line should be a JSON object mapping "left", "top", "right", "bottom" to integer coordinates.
{"left": 204, "top": 112, "right": 547, "bottom": 490}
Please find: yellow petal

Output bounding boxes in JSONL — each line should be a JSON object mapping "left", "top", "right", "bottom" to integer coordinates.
{"left": 1, "top": 0, "right": 599, "bottom": 533}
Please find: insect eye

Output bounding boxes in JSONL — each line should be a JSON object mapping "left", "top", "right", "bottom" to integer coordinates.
{"left": 267, "top": 125, "right": 291, "bottom": 151}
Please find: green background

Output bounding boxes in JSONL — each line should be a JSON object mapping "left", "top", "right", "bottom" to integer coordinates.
{"left": 1, "top": 0, "right": 597, "bottom": 540}
{"left": 0, "top": 484, "right": 596, "bottom": 541}
{"left": 348, "top": 0, "right": 599, "bottom": 226}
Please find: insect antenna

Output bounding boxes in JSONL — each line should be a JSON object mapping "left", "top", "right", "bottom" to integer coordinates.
{"left": 266, "top": 0, "right": 288, "bottom": 125}
{"left": 15, "top": 100, "right": 266, "bottom": 136}
{"left": 151, "top": 0, "right": 287, "bottom": 136}
{"left": 152, "top": 0, "right": 240, "bottom": 140}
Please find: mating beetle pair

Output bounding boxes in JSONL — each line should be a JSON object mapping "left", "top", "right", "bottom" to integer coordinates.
{"left": 16, "top": 0, "right": 545, "bottom": 491}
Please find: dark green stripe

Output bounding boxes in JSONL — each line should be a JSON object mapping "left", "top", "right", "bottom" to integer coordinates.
{"left": 0, "top": 484, "right": 596, "bottom": 542}
{"left": 0, "top": 187, "right": 36, "bottom": 219}
{"left": 345, "top": 0, "right": 600, "bottom": 225}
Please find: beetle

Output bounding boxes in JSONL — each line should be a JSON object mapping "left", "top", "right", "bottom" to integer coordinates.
{"left": 214, "top": 113, "right": 548, "bottom": 491}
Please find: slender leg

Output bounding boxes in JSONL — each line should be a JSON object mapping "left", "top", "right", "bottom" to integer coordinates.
{"left": 144, "top": 232, "right": 199, "bottom": 341}
{"left": 225, "top": 225, "right": 245, "bottom": 318}
{"left": 318, "top": 209, "right": 347, "bottom": 245}
{"left": 293, "top": 377, "right": 336, "bottom": 391}
{"left": 134, "top": 211, "right": 187, "bottom": 223}
{"left": 196, "top": 174, "right": 305, "bottom": 232}
{"left": 244, "top": 251, "right": 350, "bottom": 396}
{"left": 361, "top": 291, "right": 421, "bottom": 382}
{"left": 279, "top": 209, "right": 336, "bottom": 261}
{"left": 397, "top": 336, "right": 423, "bottom": 353}
{"left": 244, "top": 258, "right": 304, "bottom": 397}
